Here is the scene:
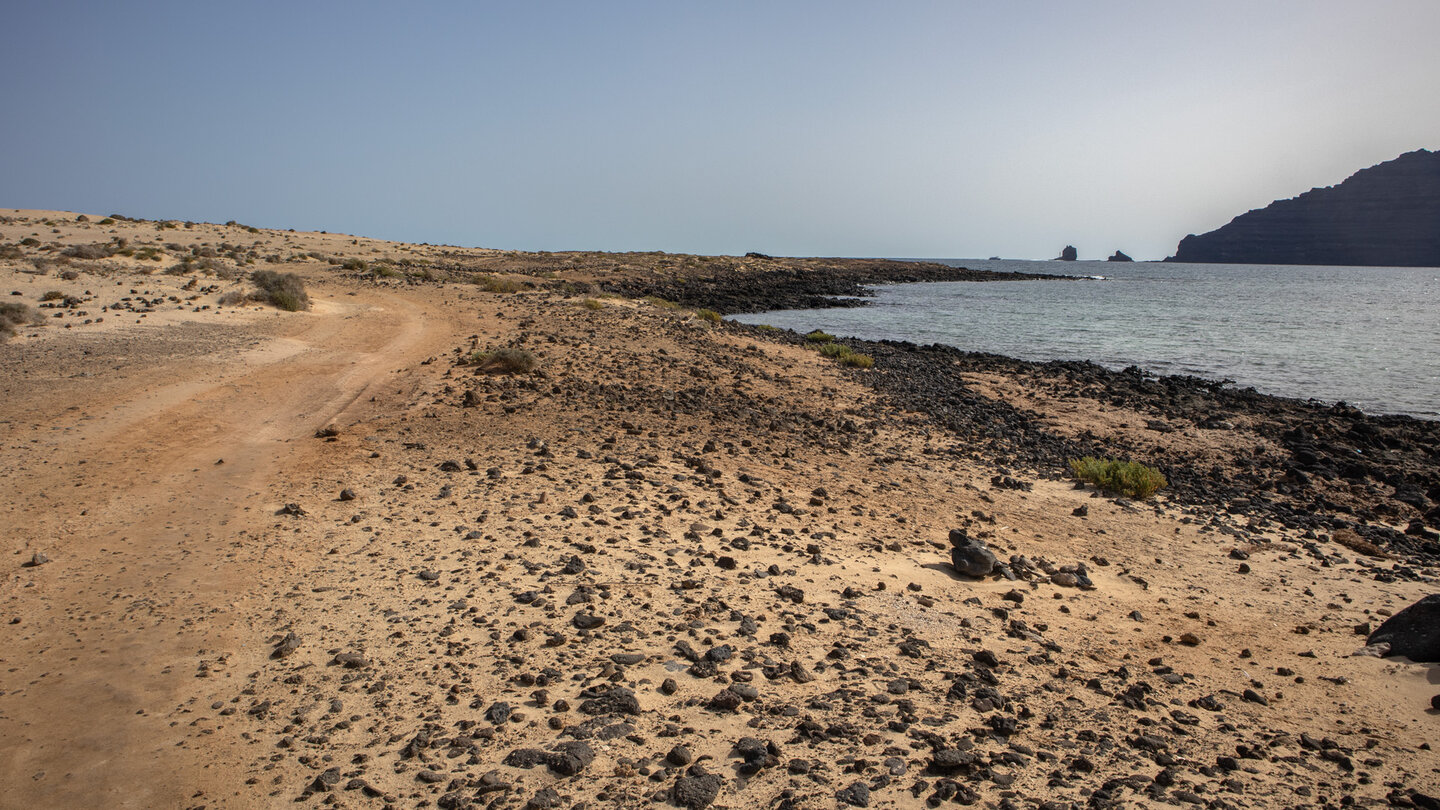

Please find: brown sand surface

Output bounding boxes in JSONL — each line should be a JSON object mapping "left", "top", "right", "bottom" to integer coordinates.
{"left": 1, "top": 211, "right": 1436, "bottom": 809}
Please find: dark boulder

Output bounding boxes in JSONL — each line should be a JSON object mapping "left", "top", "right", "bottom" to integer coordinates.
{"left": 670, "top": 770, "right": 723, "bottom": 809}
{"left": 1107, "top": 250, "right": 1133, "bottom": 262}
{"left": 1368, "top": 594, "right": 1440, "bottom": 662}
{"left": 948, "top": 529, "right": 997, "bottom": 578}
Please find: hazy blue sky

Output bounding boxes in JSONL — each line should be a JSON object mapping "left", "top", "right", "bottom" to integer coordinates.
{"left": 4, "top": 1, "right": 1437, "bottom": 259}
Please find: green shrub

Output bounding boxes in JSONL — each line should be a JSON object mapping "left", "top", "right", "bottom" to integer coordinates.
{"left": 1069, "top": 457, "right": 1167, "bottom": 499}
{"left": 341, "top": 257, "right": 368, "bottom": 272}
{"left": 695, "top": 308, "right": 721, "bottom": 323}
{"left": 40, "top": 290, "right": 64, "bottom": 301}
{"left": 580, "top": 298, "right": 605, "bottom": 310}
{"left": 814, "top": 340, "right": 875, "bottom": 369}
{"left": 463, "top": 347, "right": 537, "bottom": 374}
{"left": 644, "top": 295, "right": 681, "bottom": 310}
{"left": 98, "top": 218, "right": 116, "bottom": 225}
{"left": 1, "top": 302, "right": 39, "bottom": 338}
{"left": 805, "top": 330, "right": 834, "bottom": 343}
{"left": 249, "top": 270, "right": 310, "bottom": 311}
{"left": 754, "top": 324, "right": 778, "bottom": 331}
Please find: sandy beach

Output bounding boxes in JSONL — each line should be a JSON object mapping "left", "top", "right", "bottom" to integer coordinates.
{"left": 2, "top": 210, "right": 1436, "bottom": 810}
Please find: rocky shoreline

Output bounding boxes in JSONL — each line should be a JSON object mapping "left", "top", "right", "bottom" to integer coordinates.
{"left": 614, "top": 270, "right": 1440, "bottom": 566}
{"left": 597, "top": 259, "right": 1073, "bottom": 314}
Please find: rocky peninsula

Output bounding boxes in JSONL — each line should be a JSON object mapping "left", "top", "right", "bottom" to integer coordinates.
{"left": 1168, "top": 149, "right": 1440, "bottom": 267}
{"left": 2, "top": 210, "right": 1436, "bottom": 810}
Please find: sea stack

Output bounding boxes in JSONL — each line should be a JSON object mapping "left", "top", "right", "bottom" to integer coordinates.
{"left": 1055, "top": 245, "right": 1078, "bottom": 261}
{"left": 1107, "top": 250, "right": 1133, "bottom": 262}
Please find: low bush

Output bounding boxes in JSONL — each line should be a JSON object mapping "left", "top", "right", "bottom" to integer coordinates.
{"left": 476, "top": 275, "right": 522, "bottom": 293}
{"left": 249, "top": 270, "right": 310, "bottom": 311}
{"left": 40, "top": 290, "right": 64, "bottom": 301}
{"left": 580, "top": 298, "right": 605, "bottom": 310}
{"left": 644, "top": 295, "right": 681, "bottom": 310}
{"left": 1, "top": 302, "right": 39, "bottom": 338}
{"left": 463, "top": 347, "right": 538, "bottom": 374}
{"left": 805, "top": 330, "right": 834, "bottom": 343}
{"left": 341, "top": 257, "right": 367, "bottom": 272}
{"left": 816, "top": 340, "right": 875, "bottom": 369}
{"left": 63, "top": 243, "right": 114, "bottom": 260}
{"left": 1069, "top": 457, "right": 1167, "bottom": 499}
{"left": 695, "top": 308, "right": 722, "bottom": 323}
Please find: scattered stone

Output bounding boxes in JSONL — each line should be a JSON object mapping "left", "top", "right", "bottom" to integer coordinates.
{"left": 670, "top": 770, "right": 723, "bottom": 809}
{"left": 21, "top": 552, "right": 49, "bottom": 568}
{"left": 270, "top": 631, "right": 301, "bottom": 659}
{"left": 836, "top": 781, "right": 871, "bottom": 807}
{"left": 332, "top": 652, "right": 369, "bottom": 669}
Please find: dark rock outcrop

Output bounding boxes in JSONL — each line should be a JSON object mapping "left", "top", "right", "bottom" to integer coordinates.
{"left": 1055, "top": 245, "right": 1078, "bottom": 261}
{"left": 948, "top": 529, "right": 997, "bottom": 578}
{"left": 1368, "top": 595, "right": 1440, "bottom": 662}
{"left": 1107, "top": 251, "right": 1133, "bottom": 262}
{"left": 1168, "top": 149, "right": 1440, "bottom": 266}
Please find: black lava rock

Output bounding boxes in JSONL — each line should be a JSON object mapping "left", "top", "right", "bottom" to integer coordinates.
{"left": 948, "top": 529, "right": 997, "bottom": 578}
{"left": 1368, "top": 594, "right": 1440, "bottom": 662}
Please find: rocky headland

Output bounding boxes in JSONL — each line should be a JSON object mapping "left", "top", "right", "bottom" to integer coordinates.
{"left": 2, "top": 210, "right": 1437, "bottom": 810}
{"left": 1168, "top": 149, "right": 1440, "bottom": 266}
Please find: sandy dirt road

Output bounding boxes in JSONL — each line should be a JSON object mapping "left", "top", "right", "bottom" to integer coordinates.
{"left": 0, "top": 285, "right": 453, "bottom": 808}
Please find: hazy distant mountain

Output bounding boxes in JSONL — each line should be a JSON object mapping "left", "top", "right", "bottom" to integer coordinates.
{"left": 1168, "top": 149, "right": 1440, "bottom": 267}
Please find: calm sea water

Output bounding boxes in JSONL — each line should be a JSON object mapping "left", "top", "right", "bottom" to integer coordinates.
{"left": 730, "top": 259, "right": 1440, "bottom": 420}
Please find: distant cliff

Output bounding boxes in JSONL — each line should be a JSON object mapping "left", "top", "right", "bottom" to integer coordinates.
{"left": 1168, "top": 149, "right": 1440, "bottom": 267}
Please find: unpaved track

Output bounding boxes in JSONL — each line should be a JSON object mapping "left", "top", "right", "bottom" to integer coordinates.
{"left": 0, "top": 286, "right": 452, "bottom": 808}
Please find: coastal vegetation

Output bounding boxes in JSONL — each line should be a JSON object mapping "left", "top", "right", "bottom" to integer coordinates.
{"left": 816, "top": 338, "right": 874, "bottom": 368}
{"left": 1069, "top": 456, "right": 1167, "bottom": 499}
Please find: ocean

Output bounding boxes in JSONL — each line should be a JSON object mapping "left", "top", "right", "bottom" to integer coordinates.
{"left": 729, "top": 259, "right": 1440, "bottom": 420}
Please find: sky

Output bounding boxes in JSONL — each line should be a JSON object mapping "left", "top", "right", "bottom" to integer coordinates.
{"left": 3, "top": 1, "right": 1438, "bottom": 260}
